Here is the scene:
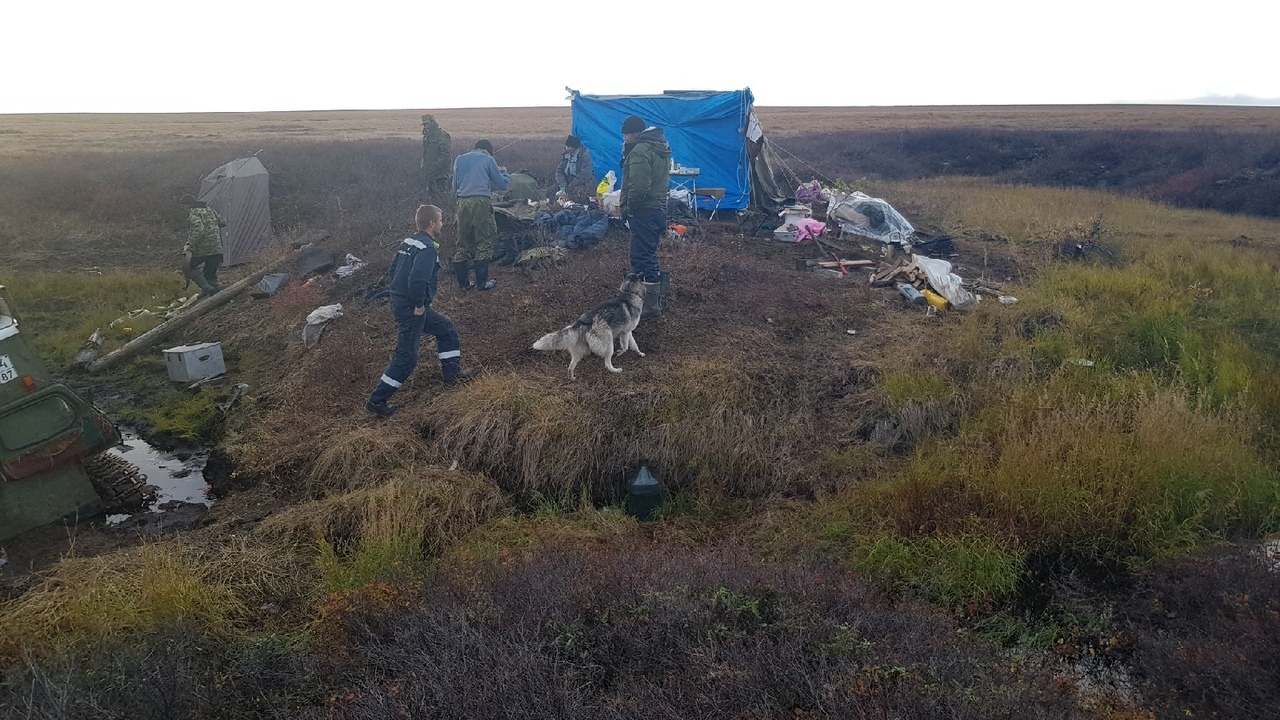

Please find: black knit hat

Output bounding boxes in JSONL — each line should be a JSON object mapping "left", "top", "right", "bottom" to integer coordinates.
{"left": 474, "top": 139, "right": 495, "bottom": 154}
{"left": 621, "top": 115, "right": 646, "bottom": 134}
{"left": 565, "top": 135, "right": 582, "bottom": 148}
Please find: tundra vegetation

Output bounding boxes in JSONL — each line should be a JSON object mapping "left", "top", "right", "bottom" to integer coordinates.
{"left": 0, "top": 108, "right": 1278, "bottom": 719}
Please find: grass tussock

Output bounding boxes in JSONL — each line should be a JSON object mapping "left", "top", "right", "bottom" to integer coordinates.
{"left": 260, "top": 469, "right": 508, "bottom": 592}
{"left": 850, "top": 533, "right": 1024, "bottom": 606}
{"left": 426, "top": 373, "right": 598, "bottom": 498}
{"left": 119, "top": 386, "right": 225, "bottom": 446}
{"left": 0, "top": 538, "right": 314, "bottom": 664}
{"left": 424, "top": 363, "right": 819, "bottom": 503}
{"left": 305, "top": 424, "right": 438, "bottom": 495}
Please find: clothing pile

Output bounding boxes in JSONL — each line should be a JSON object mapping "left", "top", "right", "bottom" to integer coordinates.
{"left": 534, "top": 206, "right": 611, "bottom": 251}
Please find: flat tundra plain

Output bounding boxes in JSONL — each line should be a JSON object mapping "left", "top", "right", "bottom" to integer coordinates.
{"left": 4, "top": 104, "right": 1280, "bottom": 156}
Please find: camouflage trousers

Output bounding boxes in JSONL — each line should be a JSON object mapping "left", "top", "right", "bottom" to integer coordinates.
{"left": 454, "top": 196, "right": 496, "bottom": 262}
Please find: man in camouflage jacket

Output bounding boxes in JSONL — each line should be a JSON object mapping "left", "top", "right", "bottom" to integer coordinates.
{"left": 421, "top": 114, "right": 452, "bottom": 202}
{"left": 185, "top": 200, "right": 227, "bottom": 297}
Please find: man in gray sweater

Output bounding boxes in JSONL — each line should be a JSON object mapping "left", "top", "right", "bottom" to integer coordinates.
{"left": 451, "top": 139, "right": 510, "bottom": 291}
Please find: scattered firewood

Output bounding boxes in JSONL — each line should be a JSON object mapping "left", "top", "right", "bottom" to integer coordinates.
{"left": 870, "top": 261, "right": 907, "bottom": 286}
{"left": 796, "top": 258, "right": 874, "bottom": 271}
{"left": 816, "top": 259, "right": 873, "bottom": 269}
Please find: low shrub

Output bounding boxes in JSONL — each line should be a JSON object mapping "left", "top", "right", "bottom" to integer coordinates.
{"left": 319, "top": 545, "right": 1091, "bottom": 719}
{"left": 1117, "top": 547, "right": 1280, "bottom": 719}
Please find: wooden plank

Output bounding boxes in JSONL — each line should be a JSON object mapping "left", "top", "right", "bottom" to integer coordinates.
{"left": 815, "top": 260, "right": 874, "bottom": 268}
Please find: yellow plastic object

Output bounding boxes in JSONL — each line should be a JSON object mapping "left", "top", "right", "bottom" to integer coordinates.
{"left": 921, "top": 289, "right": 950, "bottom": 310}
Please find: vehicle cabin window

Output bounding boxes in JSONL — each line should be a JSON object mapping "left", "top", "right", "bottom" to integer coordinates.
{"left": 0, "top": 396, "right": 77, "bottom": 452}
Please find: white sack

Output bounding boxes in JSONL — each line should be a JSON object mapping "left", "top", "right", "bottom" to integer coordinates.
{"left": 912, "top": 255, "right": 979, "bottom": 310}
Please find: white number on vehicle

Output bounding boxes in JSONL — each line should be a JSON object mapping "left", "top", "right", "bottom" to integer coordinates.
{"left": 0, "top": 355, "right": 17, "bottom": 384}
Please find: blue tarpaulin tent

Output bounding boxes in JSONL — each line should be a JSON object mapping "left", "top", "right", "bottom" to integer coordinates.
{"left": 570, "top": 88, "right": 784, "bottom": 213}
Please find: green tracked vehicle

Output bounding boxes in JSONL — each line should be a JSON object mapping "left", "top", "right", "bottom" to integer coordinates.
{"left": 0, "top": 285, "right": 151, "bottom": 542}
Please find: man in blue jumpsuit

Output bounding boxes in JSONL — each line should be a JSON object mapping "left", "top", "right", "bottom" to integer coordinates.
{"left": 366, "top": 204, "right": 479, "bottom": 418}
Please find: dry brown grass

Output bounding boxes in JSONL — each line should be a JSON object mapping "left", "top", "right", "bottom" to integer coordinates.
{"left": 0, "top": 108, "right": 573, "bottom": 158}
{"left": 260, "top": 468, "right": 507, "bottom": 556}
{"left": 5, "top": 105, "right": 1278, "bottom": 159}
{"left": 757, "top": 104, "right": 1280, "bottom": 134}
{"left": 890, "top": 176, "right": 1280, "bottom": 245}
{"left": 0, "top": 536, "right": 313, "bottom": 664}
{"left": 306, "top": 425, "right": 436, "bottom": 495}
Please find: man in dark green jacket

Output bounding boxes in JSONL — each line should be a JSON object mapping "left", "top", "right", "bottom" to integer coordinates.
{"left": 619, "top": 115, "right": 671, "bottom": 317}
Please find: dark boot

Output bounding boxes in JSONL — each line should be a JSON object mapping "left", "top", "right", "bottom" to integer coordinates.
{"left": 444, "top": 367, "right": 481, "bottom": 386}
{"left": 659, "top": 271, "right": 670, "bottom": 306}
{"left": 440, "top": 358, "right": 481, "bottom": 386}
{"left": 366, "top": 380, "right": 399, "bottom": 417}
{"left": 189, "top": 271, "right": 215, "bottom": 298}
{"left": 493, "top": 236, "right": 518, "bottom": 267}
{"left": 452, "top": 260, "right": 473, "bottom": 291}
{"left": 474, "top": 261, "right": 497, "bottom": 291}
{"left": 365, "top": 399, "right": 398, "bottom": 418}
{"left": 641, "top": 280, "right": 663, "bottom": 318}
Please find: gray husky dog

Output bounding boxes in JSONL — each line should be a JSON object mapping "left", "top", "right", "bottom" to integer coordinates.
{"left": 533, "top": 273, "right": 646, "bottom": 379}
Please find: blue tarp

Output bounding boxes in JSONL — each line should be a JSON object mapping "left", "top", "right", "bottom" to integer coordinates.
{"left": 571, "top": 89, "right": 756, "bottom": 212}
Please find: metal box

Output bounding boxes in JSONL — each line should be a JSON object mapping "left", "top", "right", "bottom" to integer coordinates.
{"left": 163, "top": 342, "right": 225, "bottom": 382}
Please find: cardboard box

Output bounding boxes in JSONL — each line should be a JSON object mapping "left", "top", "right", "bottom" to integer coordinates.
{"left": 163, "top": 342, "right": 225, "bottom": 382}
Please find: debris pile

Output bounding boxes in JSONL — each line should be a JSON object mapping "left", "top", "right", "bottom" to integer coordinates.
{"left": 776, "top": 182, "right": 1010, "bottom": 312}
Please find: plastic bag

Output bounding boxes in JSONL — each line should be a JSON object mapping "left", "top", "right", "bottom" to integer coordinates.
{"left": 253, "top": 273, "right": 290, "bottom": 298}
{"left": 596, "top": 170, "right": 617, "bottom": 196}
{"left": 795, "top": 181, "right": 826, "bottom": 203}
{"left": 827, "top": 191, "right": 914, "bottom": 245}
{"left": 302, "top": 303, "right": 344, "bottom": 347}
{"left": 911, "top": 255, "right": 978, "bottom": 310}
{"left": 334, "top": 254, "right": 366, "bottom": 278}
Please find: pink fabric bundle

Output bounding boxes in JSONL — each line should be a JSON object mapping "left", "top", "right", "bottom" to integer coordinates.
{"left": 794, "top": 218, "right": 828, "bottom": 242}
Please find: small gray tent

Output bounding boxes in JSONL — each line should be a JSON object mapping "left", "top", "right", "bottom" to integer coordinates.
{"left": 198, "top": 156, "right": 272, "bottom": 266}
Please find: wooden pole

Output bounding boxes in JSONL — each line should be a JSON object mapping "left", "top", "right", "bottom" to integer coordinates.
{"left": 86, "top": 256, "right": 288, "bottom": 374}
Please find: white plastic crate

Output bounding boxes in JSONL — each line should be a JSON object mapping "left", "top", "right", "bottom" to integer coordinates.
{"left": 163, "top": 342, "right": 225, "bottom": 382}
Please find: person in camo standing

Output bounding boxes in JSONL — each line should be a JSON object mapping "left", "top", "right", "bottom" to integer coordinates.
{"left": 451, "top": 139, "right": 509, "bottom": 292}
{"left": 184, "top": 199, "right": 227, "bottom": 298}
{"left": 420, "top": 114, "right": 452, "bottom": 202}
{"left": 366, "top": 204, "right": 480, "bottom": 418}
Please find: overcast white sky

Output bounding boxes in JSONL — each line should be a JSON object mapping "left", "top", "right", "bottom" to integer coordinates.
{"left": 4, "top": 0, "right": 1277, "bottom": 113}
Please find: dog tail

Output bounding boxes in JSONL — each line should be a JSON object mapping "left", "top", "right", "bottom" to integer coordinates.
{"left": 533, "top": 326, "right": 573, "bottom": 351}
{"left": 585, "top": 318, "right": 614, "bottom": 358}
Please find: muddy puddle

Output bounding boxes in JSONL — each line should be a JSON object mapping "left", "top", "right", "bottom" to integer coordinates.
{"left": 105, "top": 428, "right": 212, "bottom": 525}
